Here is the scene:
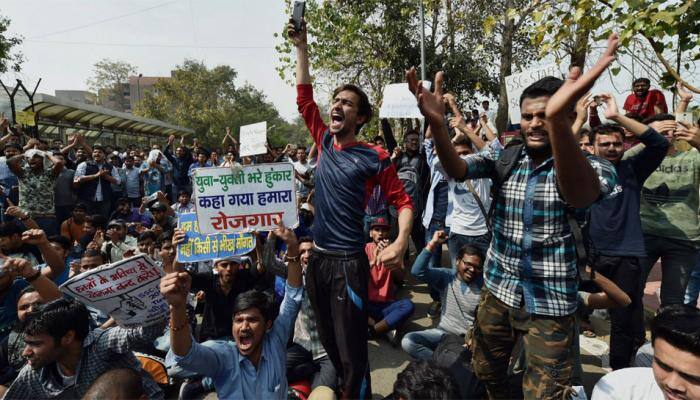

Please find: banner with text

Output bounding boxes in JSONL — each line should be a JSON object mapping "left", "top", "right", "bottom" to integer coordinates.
{"left": 379, "top": 82, "right": 431, "bottom": 119}
{"left": 60, "top": 255, "right": 166, "bottom": 327}
{"left": 193, "top": 163, "right": 298, "bottom": 234}
{"left": 239, "top": 121, "right": 268, "bottom": 157}
{"left": 176, "top": 212, "right": 256, "bottom": 263}
{"left": 505, "top": 64, "right": 561, "bottom": 124}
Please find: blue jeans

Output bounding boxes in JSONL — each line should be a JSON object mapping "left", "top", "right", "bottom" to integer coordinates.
{"left": 368, "top": 299, "right": 415, "bottom": 329}
{"left": 424, "top": 220, "right": 449, "bottom": 302}
{"left": 401, "top": 328, "right": 446, "bottom": 360}
{"left": 685, "top": 252, "right": 700, "bottom": 306}
{"left": 448, "top": 232, "right": 491, "bottom": 270}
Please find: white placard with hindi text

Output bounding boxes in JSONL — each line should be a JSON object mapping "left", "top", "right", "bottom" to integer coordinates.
{"left": 239, "top": 121, "right": 268, "bottom": 157}
{"left": 59, "top": 255, "right": 167, "bottom": 327}
{"left": 505, "top": 64, "right": 562, "bottom": 124}
{"left": 379, "top": 82, "right": 431, "bottom": 119}
{"left": 192, "top": 163, "right": 298, "bottom": 234}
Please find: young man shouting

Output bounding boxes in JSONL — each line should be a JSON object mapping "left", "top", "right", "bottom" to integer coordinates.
{"left": 288, "top": 18, "right": 413, "bottom": 399}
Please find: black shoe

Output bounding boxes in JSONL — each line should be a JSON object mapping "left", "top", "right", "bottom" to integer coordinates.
{"left": 179, "top": 378, "right": 205, "bottom": 400}
{"left": 427, "top": 301, "right": 441, "bottom": 318}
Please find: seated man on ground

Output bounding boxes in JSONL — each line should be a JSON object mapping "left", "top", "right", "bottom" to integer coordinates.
{"left": 402, "top": 230, "right": 482, "bottom": 360}
{"left": 365, "top": 217, "right": 414, "bottom": 344}
{"left": 592, "top": 304, "right": 700, "bottom": 399}
{"left": 82, "top": 368, "right": 148, "bottom": 400}
{"left": 4, "top": 298, "right": 165, "bottom": 399}
{"left": 163, "top": 220, "right": 303, "bottom": 399}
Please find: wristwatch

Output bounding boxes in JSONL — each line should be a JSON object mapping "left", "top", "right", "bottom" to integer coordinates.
{"left": 284, "top": 254, "right": 300, "bottom": 263}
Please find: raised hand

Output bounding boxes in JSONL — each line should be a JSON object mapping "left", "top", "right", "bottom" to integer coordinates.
{"left": 160, "top": 271, "right": 191, "bottom": 308}
{"left": 21, "top": 229, "right": 48, "bottom": 245}
{"left": 431, "top": 230, "right": 448, "bottom": 245}
{"left": 406, "top": 67, "right": 445, "bottom": 125}
{"left": 272, "top": 218, "right": 297, "bottom": 248}
{"left": 546, "top": 33, "right": 618, "bottom": 121}
{"left": 677, "top": 82, "right": 693, "bottom": 103}
{"left": 287, "top": 18, "right": 307, "bottom": 48}
{"left": 2, "top": 258, "right": 35, "bottom": 279}
{"left": 676, "top": 121, "right": 700, "bottom": 149}
{"left": 598, "top": 93, "right": 621, "bottom": 120}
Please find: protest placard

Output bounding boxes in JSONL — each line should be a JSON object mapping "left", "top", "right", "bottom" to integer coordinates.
{"left": 176, "top": 212, "right": 256, "bottom": 263}
{"left": 15, "top": 110, "right": 36, "bottom": 126}
{"left": 239, "top": 121, "right": 268, "bottom": 157}
{"left": 192, "top": 163, "right": 298, "bottom": 234}
{"left": 60, "top": 254, "right": 166, "bottom": 327}
{"left": 379, "top": 82, "right": 431, "bottom": 119}
{"left": 505, "top": 64, "right": 562, "bottom": 124}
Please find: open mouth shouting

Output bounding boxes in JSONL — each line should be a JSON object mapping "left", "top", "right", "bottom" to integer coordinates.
{"left": 330, "top": 110, "right": 345, "bottom": 131}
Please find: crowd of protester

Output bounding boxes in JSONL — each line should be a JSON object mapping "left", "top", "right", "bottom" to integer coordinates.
{"left": 0, "top": 17, "right": 697, "bottom": 400}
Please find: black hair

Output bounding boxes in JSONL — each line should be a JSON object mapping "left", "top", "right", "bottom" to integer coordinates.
{"left": 74, "top": 203, "right": 88, "bottom": 212}
{"left": 651, "top": 305, "right": 700, "bottom": 357}
{"left": 3, "top": 143, "right": 22, "bottom": 152}
{"left": 116, "top": 197, "right": 130, "bottom": 205}
{"left": 373, "top": 135, "right": 385, "bottom": 143}
{"left": 86, "top": 215, "right": 107, "bottom": 230}
{"left": 234, "top": 290, "right": 275, "bottom": 322}
{"left": 457, "top": 244, "right": 484, "bottom": 265}
{"left": 298, "top": 236, "right": 313, "bottom": 245}
{"left": 643, "top": 113, "right": 675, "bottom": 125}
{"left": 404, "top": 129, "right": 420, "bottom": 139}
{"left": 156, "top": 231, "right": 173, "bottom": 247}
{"left": 82, "top": 248, "right": 105, "bottom": 262}
{"left": 589, "top": 124, "right": 625, "bottom": 144}
{"left": 633, "top": 77, "right": 651, "bottom": 86}
{"left": 625, "top": 113, "right": 643, "bottom": 122}
{"left": 138, "top": 231, "right": 158, "bottom": 243}
{"left": 178, "top": 189, "right": 191, "bottom": 197}
{"left": 92, "top": 145, "right": 105, "bottom": 154}
{"left": 332, "top": 84, "right": 373, "bottom": 132}
{"left": 19, "top": 285, "right": 37, "bottom": 298}
{"left": 47, "top": 235, "right": 71, "bottom": 251}
{"left": 83, "top": 368, "right": 145, "bottom": 399}
{"left": 124, "top": 155, "right": 134, "bottom": 161}
{"left": 22, "top": 298, "right": 90, "bottom": 343}
{"left": 0, "top": 222, "right": 23, "bottom": 237}
{"left": 392, "top": 360, "right": 459, "bottom": 400}
{"left": 519, "top": 76, "right": 564, "bottom": 106}
{"left": 453, "top": 134, "right": 472, "bottom": 148}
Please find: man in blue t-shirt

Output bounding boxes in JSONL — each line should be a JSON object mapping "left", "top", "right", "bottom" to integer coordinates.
{"left": 289, "top": 19, "right": 413, "bottom": 399}
{"left": 587, "top": 93, "right": 668, "bottom": 370}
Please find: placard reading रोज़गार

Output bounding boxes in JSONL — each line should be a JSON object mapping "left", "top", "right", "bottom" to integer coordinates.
{"left": 192, "top": 163, "right": 298, "bottom": 235}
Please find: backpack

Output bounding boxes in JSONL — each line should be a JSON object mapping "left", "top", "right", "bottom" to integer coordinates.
{"left": 490, "top": 137, "right": 592, "bottom": 282}
{"left": 395, "top": 154, "right": 424, "bottom": 215}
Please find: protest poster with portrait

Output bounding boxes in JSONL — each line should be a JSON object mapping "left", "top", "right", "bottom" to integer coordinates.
{"left": 176, "top": 212, "right": 256, "bottom": 263}
{"left": 505, "top": 64, "right": 562, "bottom": 124}
{"left": 239, "top": 121, "right": 268, "bottom": 157}
{"left": 59, "top": 255, "right": 167, "bottom": 327}
{"left": 192, "top": 163, "right": 298, "bottom": 234}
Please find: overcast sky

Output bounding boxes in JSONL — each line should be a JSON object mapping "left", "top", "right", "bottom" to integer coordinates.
{"left": 1, "top": 0, "right": 695, "bottom": 124}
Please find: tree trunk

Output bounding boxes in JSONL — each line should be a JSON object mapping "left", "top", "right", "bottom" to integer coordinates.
{"left": 569, "top": 25, "right": 590, "bottom": 68}
{"left": 446, "top": 0, "right": 455, "bottom": 57}
{"left": 496, "top": 0, "right": 514, "bottom": 134}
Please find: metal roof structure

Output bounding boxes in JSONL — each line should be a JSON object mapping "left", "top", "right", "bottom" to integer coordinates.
{"left": 24, "top": 93, "right": 193, "bottom": 139}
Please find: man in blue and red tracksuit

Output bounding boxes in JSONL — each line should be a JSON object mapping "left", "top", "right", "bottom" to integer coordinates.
{"left": 289, "top": 19, "right": 414, "bottom": 399}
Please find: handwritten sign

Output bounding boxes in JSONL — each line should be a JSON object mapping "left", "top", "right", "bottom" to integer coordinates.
{"left": 176, "top": 212, "right": 256, "bottom": 263}
{"left": 60, "top": 255, "right": 166, "bottom": 327}
{"left": 239, "top": 121, "right": 268, "bottom": 157}
{"left": 505, "top": 64, "right": 562, "bottom": 124}
{"left": 192, "top": 163, "right": 298, "bottom": 234}
{"left": 379, "top": 82, "right": 431, "bottom": 119}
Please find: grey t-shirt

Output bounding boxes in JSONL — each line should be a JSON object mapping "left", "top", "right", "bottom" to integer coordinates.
{"left": 54, "top": 168, "right": 76, "bottom": 207}
{"left": 438, "top": 278, "right": 481, "bottom": 335}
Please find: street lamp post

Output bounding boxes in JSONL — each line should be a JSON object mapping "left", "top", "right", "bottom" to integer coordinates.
{"left": 419, "top": 0, "right": 426, "bottom": 81}
{"left": 136, "top": 73, "right": 143, "bottom": 106}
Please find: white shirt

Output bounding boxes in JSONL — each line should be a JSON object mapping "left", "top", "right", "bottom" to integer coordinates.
{"left": 592, "top": 368, "right": 664, "bottom": 400}
{"left": 293, "top": 160, "right": 312, "bottom": 196}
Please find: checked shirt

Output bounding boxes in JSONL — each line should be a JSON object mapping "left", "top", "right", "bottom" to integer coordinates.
{"left": 462, "top": 144, "right": 617, "bottom": 317}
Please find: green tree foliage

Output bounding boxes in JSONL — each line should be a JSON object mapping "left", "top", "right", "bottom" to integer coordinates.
{"left": 87, "top": 59, "right": 137, "bottom": 111}
{"left": 134, "top": 59, "right": 304, "bottom": 147}
{"left": 275, "top": 0, "right": 539, "bottom": 135}
{"left": 529, "top": 0, "right": 700, "bottom": 92}
{"left": 0, "top": 14, "right": 23, "bottom": 74}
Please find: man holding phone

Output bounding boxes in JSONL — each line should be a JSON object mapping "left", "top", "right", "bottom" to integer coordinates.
{"left": 288, "top": 16, "right": 414, "bottom": 400}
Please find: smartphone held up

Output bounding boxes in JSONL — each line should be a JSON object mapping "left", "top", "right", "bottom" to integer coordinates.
{"left": 292, "top": 1, "right": 305, "bottom": 32}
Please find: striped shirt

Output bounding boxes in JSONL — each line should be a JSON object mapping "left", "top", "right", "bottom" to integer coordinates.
{"left": 462, "top": 145, "right": 617, "bottom": 316}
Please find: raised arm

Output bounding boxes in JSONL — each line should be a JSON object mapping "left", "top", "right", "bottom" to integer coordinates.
{"left": 3, "top": 258, "right": 61, "bottom": 302}
{"left": 545, "top": 33, "right": 619, "bottom": 208}
{"left": 288, "top": 18, "right": 311, "bottom": 85}
{"left": 450, "top": 116, "right": 486, "bottom": 150}
{"left": 6, "top": 154, "right": 24, "bottom": 178}
{"left": 381, "top": 119, "right": 398, "bottom": 154}
{"left": 676, "top": 82, "right": 694, "bottom": 113}
{"left": 406, "top": 68, "right": 468, "bottom": 180}
{"left": 22, "top": 229, "right": 65, "bottom": 279}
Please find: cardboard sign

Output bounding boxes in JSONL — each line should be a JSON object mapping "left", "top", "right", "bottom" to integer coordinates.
{"left": 505, "top": 64, "right": 562, "bottom": 124}
{"left": 379, "top": 82, "right": 431, "bottom": 119}
{"left": 176, "top": 212, "right": 256, "bottom": 263}
{"left": 60, "top": 255, "right": 167, "bottom": 327}
{"left": 192, "top": 163, "right": 298, "bottom": 234}
{"left": 239, "top": 121, "right": 268, "bottom": 157}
